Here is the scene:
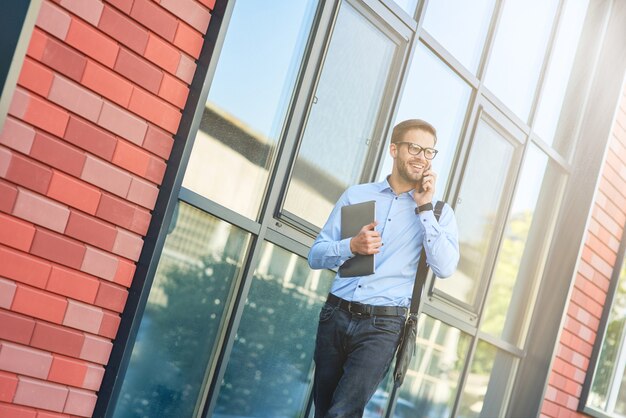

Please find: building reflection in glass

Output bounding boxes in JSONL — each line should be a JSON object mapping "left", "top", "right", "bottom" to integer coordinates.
{"left": 183, "top": 0, "right": 318, "bottom": 220}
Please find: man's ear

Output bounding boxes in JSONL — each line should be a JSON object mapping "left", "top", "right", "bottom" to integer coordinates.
{"left": 390, "top": 142, "right": 397, "bottom": 158}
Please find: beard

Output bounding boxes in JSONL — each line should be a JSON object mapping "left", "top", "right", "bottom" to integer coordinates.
{"left": 396, "top": 158, "right": 424, "bottom": 185}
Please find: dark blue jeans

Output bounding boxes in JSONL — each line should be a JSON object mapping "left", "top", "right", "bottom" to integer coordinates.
{"left": 313, "top": 301, "right": 404, "bottom": 418}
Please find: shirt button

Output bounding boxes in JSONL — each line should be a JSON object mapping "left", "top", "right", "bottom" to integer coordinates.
{"left": 395, "top": 197, "right": 398, "bottom": 200}
{"left": 388, "top": 218, "right": 391, "bottom": 221}
{"left": 358, "top": 285, "right": 362, "bottom": 288}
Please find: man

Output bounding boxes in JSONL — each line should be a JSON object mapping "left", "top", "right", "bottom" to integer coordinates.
{"left": 308, "top": 119, "right": 460, "bottom": 417}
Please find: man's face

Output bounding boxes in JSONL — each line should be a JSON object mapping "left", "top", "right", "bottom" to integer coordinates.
{"left": 391, "top": 128, "right": 436, "bottom": 184}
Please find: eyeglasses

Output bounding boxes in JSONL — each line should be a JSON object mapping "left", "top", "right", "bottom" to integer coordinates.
{"left": 395, "top": 142, "right": 439, "bottom": 159}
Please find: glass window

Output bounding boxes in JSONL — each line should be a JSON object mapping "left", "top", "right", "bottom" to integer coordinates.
{"left": 394, "top": 315, "right": 472, "bottom": 418}
{"left": 422, "top": 0, "right": 496, "bottom": 73}
{"left": 213, "top": 242, "right": 334, "bottom": 417}
{"left": 282, "top": 1, "right": 397, "bottom": 229}
{"left": 112, "top": 203, "right": 251, "bottom": 418}
{"left": 182, "top": 0, "right": 318, "bottom": 219}
{"left": 484, "top": 0, "right": 559, "bottom": 121}
{"left": 587, "top": 257, "right": 626, "bottom": 415}
{"left": 434, "top": 118, "right": 516, "bottom": 308}
{"left": 457, "top": 341, "right": 517, "bottom": 418}
{"left": 533, "top": 0, "right": 589, "bottom": 148}
{"left": 481, "top": 145, "right": 564, "bottom": 346}
{"left": 377, "top": 42, "right": 471, "bottom": 201}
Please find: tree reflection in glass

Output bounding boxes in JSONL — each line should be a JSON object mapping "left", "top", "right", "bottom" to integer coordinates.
{"left": 393, "top": 315, "right": 471, "bottom": 418}
{"left": 112, "top": 202, "right": 250, "bottom": 418}
{"left": 214, "top": 242, "right": 334, "bottom": 418}
{"left": 457, "top": 341, "right": 516, "bottom": 418}
{"left": 481, "top": 145, "right": 563, "bottom": 346}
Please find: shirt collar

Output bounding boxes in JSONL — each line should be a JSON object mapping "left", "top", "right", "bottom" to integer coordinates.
{"left": 377, "top": 176, "right": 415, "bottom": 197}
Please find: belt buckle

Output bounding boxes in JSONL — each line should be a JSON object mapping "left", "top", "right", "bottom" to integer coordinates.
{"left": 348, "top": 301, "right": 364, "bottom": 316}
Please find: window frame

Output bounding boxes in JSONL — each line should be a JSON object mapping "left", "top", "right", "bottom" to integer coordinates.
{"left": 430, "top": 99, "right": 525, "bottom": 317}
{"left": 272, "top": 0, "right": 415, "bottom": 237}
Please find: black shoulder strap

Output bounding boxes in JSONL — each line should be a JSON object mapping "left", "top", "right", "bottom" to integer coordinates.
{"left": 434, "top": 200, "right": 444, "bottom": 218}
{"left": 409, "top": 201, "right": 445, "bottom": 314}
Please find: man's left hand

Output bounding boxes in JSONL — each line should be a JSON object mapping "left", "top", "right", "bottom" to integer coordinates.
{"left": 415, "top": 169, "right": 436, "bottom": 206}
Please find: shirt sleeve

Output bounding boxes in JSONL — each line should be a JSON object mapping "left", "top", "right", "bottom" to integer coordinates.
{"left": 418, "top": 202, "right": 460, "bottom": 278}
{"left": 307, "top": 191, "right": 355, "bottom": 270}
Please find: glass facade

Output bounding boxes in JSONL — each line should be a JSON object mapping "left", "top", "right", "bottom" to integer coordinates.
{"left": 377, "top": 42, "right": 471, "bottom": 202}
{"left": 434, "top": 118, "right": 517, "bottom": 309}
{"left": 533, "top": 0, "right": 590, "bottom": 150}
{"left": 481, "top": 144, "right": 564, "bottom": 346}
{"left": 214, "top": 242, "right": 334, "bottom": 417}
{"left": 283, "top": 1, "right": 397, "bottom": 228}
{"left": 108, "top": 0, "right": 596, "bottom": 416}
{"left": 182, "top": 0, "right": 318, "bottom": 220}
{"left": 112, "top": 202, "right": 251, "bottom": 417}
{"left": 395, "top": 315, "right": 471, "bottom": 417}
{"left": 422, "top": 0, "right": 496, "bottom": 74}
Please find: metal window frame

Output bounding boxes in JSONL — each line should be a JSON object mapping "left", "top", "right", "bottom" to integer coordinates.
{"left": 371, "top": 0, "right": 431, "bottom": 184}
{"left": 271, "top": 0, "right": 414, "bottom": 238}
{"left": 437, "top": 106, "right": 527, "bottom": 418}
{"left": 429, "top": 101, "right": 526, "bottom": 317}
{"left": 549, "top": 0, "right": 614, "bottom": 162}
{"left": 478, "top": 0, "right": 565, "bottom": 130}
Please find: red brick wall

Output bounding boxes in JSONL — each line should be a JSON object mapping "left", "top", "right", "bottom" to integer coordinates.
{"left": 0, "top": 0, "right": 214, "bottom": 416}
{"left": 541, "top": 86, "right": 626, "bottom": 417}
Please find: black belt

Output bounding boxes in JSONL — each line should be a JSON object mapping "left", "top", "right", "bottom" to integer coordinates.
{"left": 326, "top": 293, "right": 407, "bottom": 317}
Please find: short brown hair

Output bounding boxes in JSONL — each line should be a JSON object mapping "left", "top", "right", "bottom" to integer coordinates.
{"left": 391, "top": 119, "right": 437, "bottom": 144}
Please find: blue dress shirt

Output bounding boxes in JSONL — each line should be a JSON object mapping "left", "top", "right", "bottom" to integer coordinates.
{"left": 308, "top": 178, "right": 460, "bottom": 307}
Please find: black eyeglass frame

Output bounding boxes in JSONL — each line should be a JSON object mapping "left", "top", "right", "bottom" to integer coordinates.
{"left": 393, "top": 142, "right": 439, "bottom": 159}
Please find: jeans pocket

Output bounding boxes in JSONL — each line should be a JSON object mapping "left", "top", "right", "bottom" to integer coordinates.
{"left": 319, "top": 303, "right": 337, "bottom": 323}
{"left": 372, "top": 316, "right": 404, "bottom": 335}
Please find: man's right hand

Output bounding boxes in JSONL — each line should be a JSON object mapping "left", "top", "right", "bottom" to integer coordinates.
{"left": 349, "top": 221, "right": 382, "bottom": 255}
